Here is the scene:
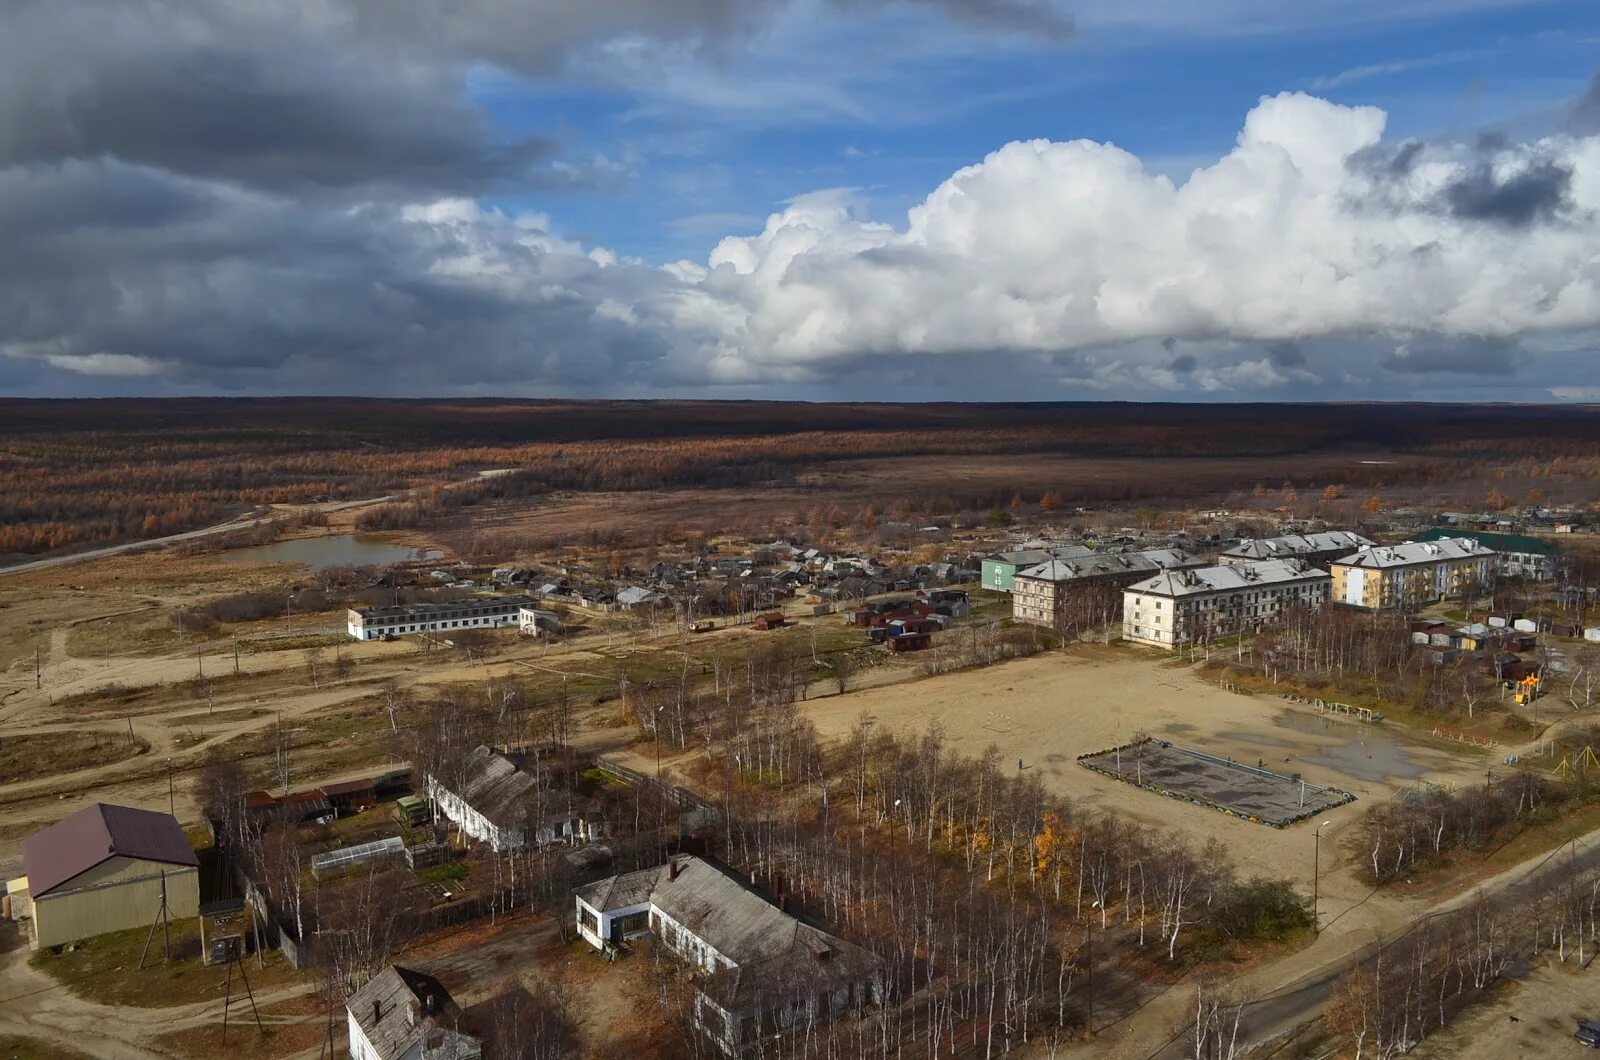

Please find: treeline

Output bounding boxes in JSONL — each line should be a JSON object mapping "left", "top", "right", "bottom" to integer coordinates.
{"left": 1327, "top": 850, "right": 1600, "bottom": 1056}
{"left": 1359, "top": 771, "right": 1569, "bottom": 884}
{"left": 619, "top": 643, "right": 1311, "bottom": 1058}
{"left": 12, "top": 398, "right": 1600, "bottom": 558}
{"left": 1225, "top": 607, "right": 1510, "bottom": 719}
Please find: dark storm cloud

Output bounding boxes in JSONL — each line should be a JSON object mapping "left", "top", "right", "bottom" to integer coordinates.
{"left": 0, "top": 45, "right": 555, "bottom": 195}
{"left": 1379, "top": 337, "right": 1516, "bottom": 376}
{"left": 0, "top": 2, "right": 569, "bottom": 196}
{"left": 1442, "top": 156, "right": 1573, "bottom": 228}
{"left": 1169, "top": 353, "right": 1197, "bottom": 373}
{"left": 0, "top": 160, "right": 679, "bottom": 390}
{"left": 1265, "top": 342, "right": 1306, "bottom": 367}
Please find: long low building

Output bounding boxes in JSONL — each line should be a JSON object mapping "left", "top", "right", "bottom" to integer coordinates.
{"left": 1330, "top": 538, "right": 1497, "bottom": 610}
{"left": 576, "top": 856, "right": 881, "bottom": 1055}
{"left": 1123, "top": 559, "right": 1330, "bottom": 648}
{"left": 346, "top": 595, "right": 536, "bottom": 640}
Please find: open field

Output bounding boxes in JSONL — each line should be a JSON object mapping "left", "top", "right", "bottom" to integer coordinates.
{"left": 0, "top": 731, "right": 149, "bottom": 785}
{"left": 1408, "top": 959, "right": 1600, "bottom": 1059}
{"left": 802, "top": 649, "right": 1487, "bottom": 888}
{"left": 418, "top": 449, "right": 1409, "bottom": 547}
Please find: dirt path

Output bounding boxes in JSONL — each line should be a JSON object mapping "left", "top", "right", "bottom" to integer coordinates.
{"left": 0, "top": 933, "right": 316, "bottom": 1059}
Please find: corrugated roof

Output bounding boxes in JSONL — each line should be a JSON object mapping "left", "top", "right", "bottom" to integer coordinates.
{"left": 576, "top": 857, "right": 881, "bottom": 1010}
{"left": 22, "top": 804, "right": 197, "bottom": 898}
{"left": 1222, "top": 531, "right": 1373, "bottom": 560}
{"left": 1334, "top": 537, "right": 1493, "bottom": 569}
{"left": 1412, "top": 528, "right": 1556, "bottom": 556}
{"left": 1126, "top": 559, "right": 1329, "bottom": 598}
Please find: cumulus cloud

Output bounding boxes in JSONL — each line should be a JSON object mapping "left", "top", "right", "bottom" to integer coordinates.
{"left": 4, "top": 22, "right": 1600, "bottom": 399}
{"left": 676, "top": 93, "right": 1600, "bottom": 381}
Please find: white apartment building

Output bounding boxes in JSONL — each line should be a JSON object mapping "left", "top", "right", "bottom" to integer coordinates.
{"left": 1123, "top": 559, "right": 1330, "bottom": 648}
{"left": 346, "top": 595, "right": 535, "bottom": 640}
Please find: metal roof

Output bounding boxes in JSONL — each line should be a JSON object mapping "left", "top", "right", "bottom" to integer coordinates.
{"left": 1222, "top": 531, "right": 1374, "bottom": 560}
{"left": 22, "top": 803, "right": 198, "bottom": 898}
{"left": 352, "top": 595, "right": 536, "bottom": 622}
{"left": 1333, "top": 537, "right": 1494, "bottom": 569}
{"left": 1126, "top": 559, "right": 1329, "bottom": 598}
{"left": 1412, "top": 528, "right": 1556, "bottom": 556}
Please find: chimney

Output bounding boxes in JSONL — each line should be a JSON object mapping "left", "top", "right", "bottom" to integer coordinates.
{"left": 372, "top": 999, "right": 382, "bottom": 1026}
{"left": 668, "top": 860, "right": 681, "bottom": 882}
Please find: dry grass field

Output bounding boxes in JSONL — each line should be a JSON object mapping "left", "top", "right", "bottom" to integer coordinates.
{"left": 803, "top": 649, "right": 1486, "bottom": 889}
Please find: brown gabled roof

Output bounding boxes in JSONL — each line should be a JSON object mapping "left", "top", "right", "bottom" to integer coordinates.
{"left": 22, "top": 804, "right": 198, "bottom": 898}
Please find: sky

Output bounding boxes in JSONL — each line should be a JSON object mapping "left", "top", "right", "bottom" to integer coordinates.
{"left": 3, "top": 0, "right": 1599, "bottom": 402}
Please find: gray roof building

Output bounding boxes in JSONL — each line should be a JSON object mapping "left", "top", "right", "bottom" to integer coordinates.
{"left": 347, "top": 965, "right": 480, "bottom": 1060}
{"left": 1333, "top": 537, "right": 1494, "bottom": 569}
{"left": 1220, "top": 531, "right": 1373, "bottom": 563}
{"left": 1127, "top": 558, "right": 1329, "bottom": 598}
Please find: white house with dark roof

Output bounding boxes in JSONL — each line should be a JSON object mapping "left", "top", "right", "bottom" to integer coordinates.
{"left": 427, "top": 746, "right": 600, "bottom": 853}
{"left": 347, "top": 965, "right": 480, "bottom": 1060}
{"left": 575, "top": 856, "right": 881, "bottom": 1054}
{"left": 1123, "top": 559, "right": 1330, "bottom": 648}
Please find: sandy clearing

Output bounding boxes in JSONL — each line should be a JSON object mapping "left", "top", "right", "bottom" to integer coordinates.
{"left": 802, "top": 650, "right": 1486, "bottom": 899}
{"left": 1408, "top": 958, "right": 1600, "bottom": 1059}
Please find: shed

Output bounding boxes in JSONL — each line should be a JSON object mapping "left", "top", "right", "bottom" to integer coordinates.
{"left": 20, "top": 804, "right": 200, "bottom": 949}
{"left": 753, "top": 612, "right": 787, "bottom": 631}
{"left": 322, "top": 778, "right": 377, "bottom": 817}
{"left": 887, "top": 632, "right": 932, "bottom": 652}
{"left": 395, "top": 795, "right": 430, "bottom": 827}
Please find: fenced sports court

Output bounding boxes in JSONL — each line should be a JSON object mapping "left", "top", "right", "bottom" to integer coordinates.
{"left": 1079, "top": 739, "right": 1354, "bottom": 827}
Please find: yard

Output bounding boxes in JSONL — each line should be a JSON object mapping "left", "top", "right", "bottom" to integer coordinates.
{"left": 29, "top": 919, "right": 308, "bottom": 1008}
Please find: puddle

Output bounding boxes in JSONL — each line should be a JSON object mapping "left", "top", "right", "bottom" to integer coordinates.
{"left": 1298, "top": 738, "right": 1432, "bottom": 783}
{"left": 1204, "top": 712, "right": 1437, "bottom": 785}
{"left": 219, "top": 534, "right": 443, "bottom": 571}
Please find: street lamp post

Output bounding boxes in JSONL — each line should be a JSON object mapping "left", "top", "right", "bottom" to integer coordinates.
{"left": 1313, "top": 819, "right": 1334, "bottom": 934}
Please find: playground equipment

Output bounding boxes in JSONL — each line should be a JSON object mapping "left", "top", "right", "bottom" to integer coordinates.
{"left": 1555, "top": 745, "right": 1600, "bottom": 781}
{"left": 1513, "top": 673, "right": 1541, "bottom": 705}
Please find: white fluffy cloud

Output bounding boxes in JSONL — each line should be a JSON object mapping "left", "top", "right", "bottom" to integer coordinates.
{"left": 664, "top": 93, "right": 1600, "bottom": 382}
{"left": 5, "top": 88, "right": 1599, "bottom": 397}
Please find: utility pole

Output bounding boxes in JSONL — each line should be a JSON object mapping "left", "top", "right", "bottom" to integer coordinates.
{"left": 35, "top": 646, "right": 41, "bottom": 690}
{"left": 1084, "top": 918, "right": 1095, "bottom": 1031}
{"left": 167, "top": 759, "right": 175, "bottom": 816}
{"left": 233, "top": 635, "right": 240, "bottom": 675}
{"left": 197, "top": 647, "right": 203, "bottom": 679}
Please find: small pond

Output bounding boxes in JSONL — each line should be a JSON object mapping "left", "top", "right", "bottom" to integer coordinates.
{"left": 219, "top": 535, "right": 442, "bottom": 571}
